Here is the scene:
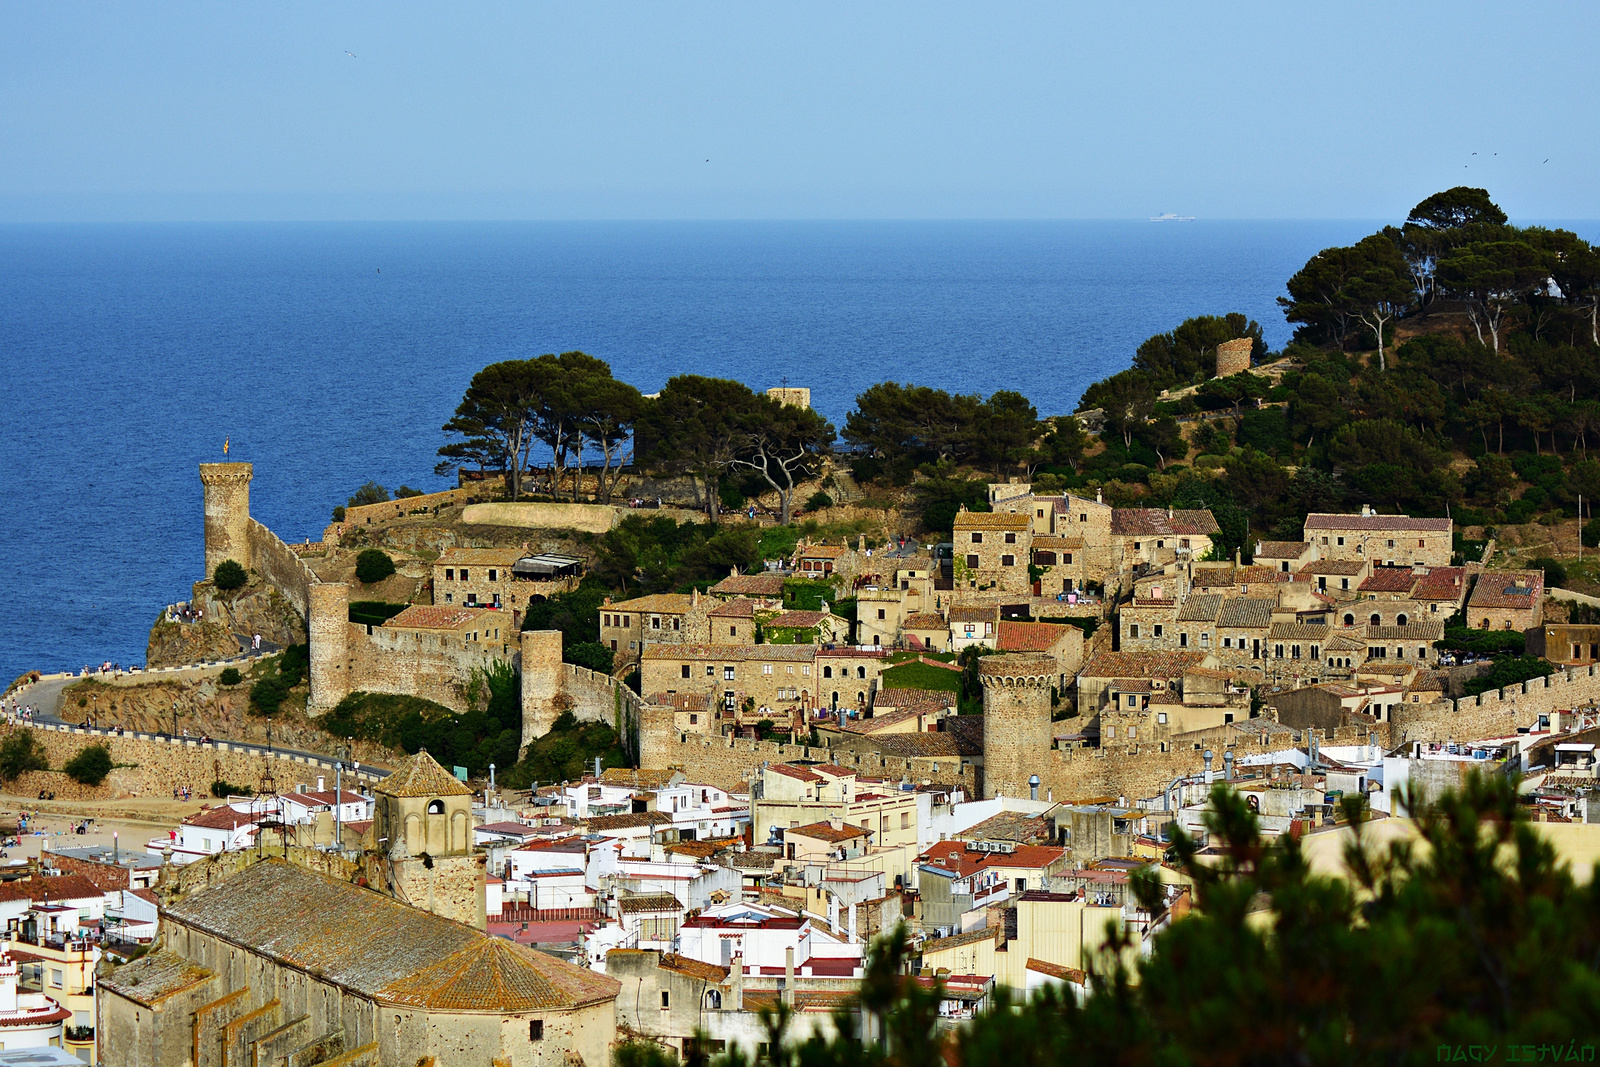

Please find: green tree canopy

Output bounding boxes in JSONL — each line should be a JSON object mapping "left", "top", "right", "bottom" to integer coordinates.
{"left": 213, "top": 559, "right": 247, "bottom": 591}
{"left": 1131, "top": 313, "right": 1266, "bottom": 388}
{"left": 729, "top": 395, "right": 835, "bottom": 524}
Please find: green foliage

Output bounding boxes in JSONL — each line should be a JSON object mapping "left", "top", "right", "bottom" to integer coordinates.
{"left": 1462, "top": 655, "right": 1554, "bottom": 696}
{"left": 1525, "top": 555, "right": 1568, "bottom": 589}
{"left": 0, "top": 731, "right": 48, "bottom": 781}
{"left": 500, "top": 714, "right": 625, "bottom": 790}
{"left": 566, "top": 641, "right": 615, "bottom": 674}
{"left": 249, "top": 644, "right": 309, "bottom": 717}
{"left": 348, "top": 601, "right": 408, "bottom": 626}
{"left": 955, "top": 644, "right": 996, "bottom": 713}
{"left": 591, "top": 516, "right": 758, "bottom": 596}
{"left": 1033, "top": 616, "right": 1100, "bottom": 638}
{"left": 1437, "top": 628, "right": 1528, "bottom": 656}
{"left": 353, "top": 549, "right": 396, "bottom": 585}
{"left": 783, "top": 579, "right": 837, "bottom": 612}
{"left": 218, "top": 667, "right": 241, "bottom": 687}
{"left": 331, "top": 505, "right": 346, "bottom": 522}
{"left": 879, "top": 661, "right": 962, "bottom": 693}
{"left": 805, "top": 491, "right": 834, "bottom": 511}
{"left": 520, "top": 579, "right": 607, "bottom": 644}
{"left": 347, "top": 481, "right": 389, "bottom": 507}
{"left": 323, "top": 667, "right": 521, "bottom": 777}
{"left": 915, "top": 476, "right": 990, "bottom": 537}
{"left": 1130, "top": 313, "right": 1267, "bottom": 388}
{"left": 210, "top": 779, "right": 252, "bottom": 798}
{"left": 63, "top": 743, "right": 113, "bottom": 786}
{"left": 212, "top": 559, "right": 247, "bottom": 591}
{"left": 844, "top": 383, "right": 1040, "bottom": 484}
{"left": 395, "top": 485, "right": 424, "bottom": 498}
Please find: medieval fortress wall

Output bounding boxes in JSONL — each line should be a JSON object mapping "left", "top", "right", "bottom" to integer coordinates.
{"left": 208, "top": 463, "right": 1600, "bottom": 790}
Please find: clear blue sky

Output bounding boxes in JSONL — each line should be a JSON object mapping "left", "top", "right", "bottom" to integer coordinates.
{"left": 2, "top": 1, "right": 1594, "bottom": 221}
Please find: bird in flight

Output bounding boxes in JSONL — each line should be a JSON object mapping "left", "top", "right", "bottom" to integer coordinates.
{"left": 1544, "top": 159, "right": 1550, "bottom": 164}
{"left": 345, "top": 50, "right": 357, "bottom": 58}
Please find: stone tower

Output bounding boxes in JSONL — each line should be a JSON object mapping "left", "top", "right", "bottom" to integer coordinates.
{"left": 637, "top": 702, "right": 678, "bottom": 770}
{"left": 519, "top": 629, "right": 564, "bottom": 747}
{"left": 368, "top": 750, "right": 486, "bottom": 929}
{"left": 1214, "top": 337, "right": 1253, "bottom": 378}
{"left": 308, "top": 582, "right": 351, "bottom": 712}
{"left": 978, "top": 653, "right": 1056, "bottom": 800}
{"left": 198, "top": 462, "right": 253, "bottom": 580}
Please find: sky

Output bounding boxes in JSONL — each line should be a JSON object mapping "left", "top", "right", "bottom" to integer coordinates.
{"left": 1, "top": 1, "right": 1595, "bottom": 222}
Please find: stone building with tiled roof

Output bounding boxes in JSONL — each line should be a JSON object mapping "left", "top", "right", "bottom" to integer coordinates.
{"left": 1467, "top": 569, "right": 1545, "bottom": 632}
{"left": 953, "top": 507, "right": 1033, "bottom": 593}
{"left": 1254, "top": 540, "right": 1315, "bottom": 572}
{"left": 98, "top": 856, "right": 619, "bottom": 1067}
{"left": 1303, "top": 508, "right": 1452, "bottom": 567}
{"left": 1110, "top": 507, "right": 1220, "bottom": 569}
{"left": 599, "top": 590, "right": 713, "bottom": 665}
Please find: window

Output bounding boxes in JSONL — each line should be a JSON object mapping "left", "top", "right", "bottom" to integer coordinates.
{"left": 966, "top": 554, "right": 980, "bottom": 569}
{"left": 489, "top": 569, "right": 498, "bottom": 581}
{"left": 1134, "top": 541, "right": 1142, "bottom": 550}
{"left": 1127, "top": 726, "right": 1137, "bottom": 739}
{"left": 1157, "top": 712, "right": 1168, "bottom": 724}
{"left": 1001, "top": 554, "right": 1015, "bottom": 567}
{"left": 1079, "top": 513, "right": 1088, "bottom": 522}
{"left": 1336, "top": 537, "right": 1345, "bottom": 547}
{"left": 624, "top": 616, "right": 631, "bottom": 627}
{"left": 1181, "top": 538, "right": 1190, "bottom": 548}
{"left": 1370, "top": 614, "right": 1380, "bottom": 626}
{"left": 823, "top": 666, "right": 833, "bottom": 678}
{"left": 662, "top": 992, "right": 671, "bottom": 1008}
{"left": 802, "top": 665, "right": 810, "bottom": 676}
{"left": 652, "top": 616, "right": 661, "bottom": 630}
{"left": 877, "top": 609, "right": 886, "bottom": 620}
{"left": 1179, "top": 632, "right": 1189, "bottom": 648}
{"left": 728, "top": 625, "right": 738, "bottom": 636}
{"left": 1341, "top": 578, "right": 1350, "bottom": 590}
{"left": 857, "top": 666, "right": 867, "bottom": 679}
{"left": 1397, "top": 614, "right": 1408, "bottom": 626}
{"left": 1154, "top": 624, "right": 1164, "bottom": 637}
{"left": 530, "top": 1020, "right": 544, "bottom": 1041}
{"left": 1291, "top": 644, "right": 1301, "bottom": 659}
{"left": 901, "top": 812, "right": 910, "bottom": 828}
{"left": 1129, "top": 624, "right": 1140, "bottom": 638}
{"left": 445, "top": 568, "right": 454, "bottom": 580}
{"left": 1387, "top": 539, "right": 1395, "bottom": 548}
{"left": 1343, "top": 614, "right": 1354, "bottom": 627}
{"left": 1157, "top": 540, "right": 1165, "bottom": 549}
{"left": 724, "top": 667, "right": 735, "bottom": 680}
{"left": 971, "top": 532, "right": 984, "bottom": 544}
{"left": 1274, "top": 644, "right": 1284, "bottom": 658}
{"left": 762, "top": 664, "right": 773, "bottom": 675}
{"left": 1065, "top": 552, "right": 1073, "bottom": 564}
{"left": 1223, "top": 637, "right": 1232, "bottom": 648}
{"left": 460, "top": 568, "right": 470, "bottom": 580}
{"left": 1200, "top": 632, "right": 1210, "bottom": 647}
{"left": 427, "top": 799, "right": 445, "bottom": 814}
{"left": 706, "top": 665, "right": 715, "bottom": 677}
{"left": 1125, "top": 694, "right": 1137, "bottom": 708}
{"left": 1036, "top": 551, "right": 1056, "bottom": 565}
{"left": 1004, "top": 532, "right": 1016, "bottom": 544}
{"left": 1105, "top": 725, "right": 1116, "bottom": 738}
{"left": 689, "top": 713, "right": 698, "bottom": 725}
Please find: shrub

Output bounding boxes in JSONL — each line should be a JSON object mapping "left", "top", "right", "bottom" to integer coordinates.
{"left": 565, "top": 641, "right": 615, "bottom": 674}
{"left": 63, "top": 743, "right": 113, "bottom": 786}
{"left": 348, "top": 601, "right": 408, "bottom": 626}
{"left": 348, "top": 481, "right": 389, "bottom": 507}
{"left": 1526, "top": 556, "right": 1567, "bottom": 589}
{"left": 805, "top": 491, "right": 835, "bottom": 512}
{"left": 1463, "top": 655, "right": 1555, "bottom": 697}
{"left": 218, "top": 667, "right": 241, "bottom": 686}
{"left": 396, "top": 485, "right": 424, "bottom": 498}
{"left": 331, "top": 505, "right": 346, "bottom": 522}
{"left": 213, "top": 559, "right": 247, "bottom": 591}
{"left": 0, "top": 731, "right": 48, "bottom": 781}
{"left": 354, "top": 549, "right": 396, "bottom": 584}
{"left": 210, "top": 779, "right": 253, "bottom": 798}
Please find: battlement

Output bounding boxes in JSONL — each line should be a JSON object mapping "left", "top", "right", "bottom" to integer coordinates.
{"left": 977, "top": 654, "right": 1056, "bottom": 687}
{"left": 198, "top": 462, "right": 254, "bottom": 485}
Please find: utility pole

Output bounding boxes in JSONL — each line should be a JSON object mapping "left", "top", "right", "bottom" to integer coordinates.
{"left": 334, "top": 760, "right": 343, "bottom": 853}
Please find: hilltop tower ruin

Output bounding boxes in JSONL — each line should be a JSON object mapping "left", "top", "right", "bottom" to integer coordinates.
{"left": 979, "top": 653, "right": 1056, "bottom": 800}
{"left": 198, "top": 461, "right": 253, "bottom": 579}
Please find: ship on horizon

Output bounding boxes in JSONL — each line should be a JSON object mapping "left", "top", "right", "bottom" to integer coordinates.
{"left": 1150, "top": 212, "right": 1196, "bottom": 222}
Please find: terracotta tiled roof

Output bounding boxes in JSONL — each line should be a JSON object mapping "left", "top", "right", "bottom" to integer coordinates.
{"left": 30, "top": 874, "right": 104, "bottom": 902}
{"left": 920, "top": 928, "right": 996, "bottom": 954}
{"left": 385, "top": 605, "right": 493, "bottom": 631}
{"left": 96, "top": 948, "right": 214, "bottom": 1007}
{"left": 1303, "top": 559, "right": 1368, "bottom": 575}
{"left": 1176, "top": 594, "right": 1225, "bottom": 623}
{"left": 608, "top": 593, "right": 696, "bottom": 614}
{"left": 1216, "top": 598, "right": 1273, "bottom": 629}
{"left": 846, "top": 701, "right": 933, "bottom": 733}
{"left": 795, "top": 545, "right": 851, "bottom": 560}
{"left": 1413, "top": 567, "right": 1468, "bottom": 600}
{"left": 162, "top": 858, "right": 619, "bottom": 1010}
{"left": 790, "top": 821, "right": 870, "bottom": 843}
{"left": 873, "top": 687, "right": 954, "bottom": 712}
{"left": 1367, "top": 619, "right": 1445, "bottom": 641}
{"left": 996, "top": 620, "right": 1073, "bottom": 652}
{"left": 1032, "top": 535, "right": 1084, "bottom": 550}
{"left": 949, "top": 604, "right": 999, "bottom": 623}
{"left": 661, "top": 953, "right": 729, "bottom": 982}
{"left": 869, "top": 733, "right": 971, "bottom": 758}
{"left": 1469, "top": 571, "right": 1544, "bottom": 609}
{"left": 641, "top": 644, "right": 816, "bottom": 662}
{"left": 710, "top": 574, "right": 787, "bottom": 597}
{"left": 599, "top": 767, "right": 682, "bottom": 789}
{"left": 1360, "top": 568, "right": 1421, "bottom": 593}
{"left": 1305, "top": 513, "right": 1451, "bottom": 533}
{"left": 709, "top": 598, "right": 759, "bottom": 618}
{"left": 1268, "top": 622, "right": 1332, "bottom": 641}
{"left": 648, "top": 692, "right": 712, "bottom": 711}
{"left": 768, "top": 763, "right": 824, "bottom": 783}
{"left": 585, "top": 812, "right": 673, "bottom": 831}
{"left": 769, "top": 610, "right": 829, "bottom": 629}
{"left": 952, "top": 511, "right": 1031, "bottom": 531}
{"left": 1026, "top": 958, "right": 1087, "bottom": 983}
{"left": 182, "top": 807, "right": 265, "bottom": 831}
{"left": 810, "top": 764, "right": 858, "bottom": 778}
{"left": 960, "top": 812, "right": 1048, "bottom": 844}
{"left": 918, "top": 841, "right": 1066, "bottom": 878}
{"left": 435, "top": 547, "right": 524, "bottom": 567}
{"left": 374, "top": 750, "right": 474, "bottom": 798}
{"left": 1080, "top": 650, "right": 1207, "bottom": 680}
{"left": 618, "top": 893, "right": 681, "bottom": 914}
{"left": 1110, "top": 509, "right": 1220, "bottom": 536}
{"left": 1255, "top": 541, "right": 1309, "bottom": 558}
{"left": 904, "top": 613, "right": 947, "bottom": 630}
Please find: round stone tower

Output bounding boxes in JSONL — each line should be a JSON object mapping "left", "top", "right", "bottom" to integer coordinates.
{"left": 308, "top": 581, "right": 351, "bottom": 712}
{"left": 198, "top": 462, "right": 253, "bottom": 580}
{"left": 978, "top": 653, "right": 1056, "bottom": 800}
{"left": 638, "top": 702, "right": 679, "bottom": 770}
{"left": 519, "top": 630, "right": 565, "bottom": 747}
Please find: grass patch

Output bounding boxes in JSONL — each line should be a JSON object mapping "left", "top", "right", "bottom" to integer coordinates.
{"left": 880, "top": 661, "right": 962, "bottom": 693}
{"left": 349, "top": 601, "right": 408, "bottom": 626}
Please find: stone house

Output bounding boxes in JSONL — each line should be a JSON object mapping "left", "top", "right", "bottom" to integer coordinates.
{"left": 1302, "top": 508, "right": 1452, "bottom": 567}
{"left": 766, "top": 610, "right": 850, "bottom": 647}
{"left": 709, "top": 599, "right": 760, "bottom": 645}
{"left": 383, "top": 604, "right": 512, "bottom": 651}
{"left": 903, "top": 612, "right": 950, "bottom": 652}
{"left": 1530, "top": 623, "right": 1600, "bottom": 666}
{"left": 431, "top": 547, "right": 581, "bottom": 620}
{"left": 1302, "top": 559, "right": 1371, "bottom": 599}
{"left": 952, "top": 509, "right": 1033, "bottom": 593}
{"left": 786, "top": 821, "right": 873, "bottom": 864}
{"left": 855, "top": 587, "right": 905, "bottom": 648}
{"left": 1110, "top": 508, "right": 1220, "bottom": 570}
{"left": 948, "top": 602, "right": 1000, "bottom": 651}
{"left": 708, "top": 572, "right": 787, "bottom": 605}
{"left": 1212, "top": 597, "right": 1274, "bottom": 673}
{"left": 641, "top": 644, "right": 820, "bottom": 717}
{"left": 995, "top": 621, "right": 1084, "bottom": 692}
{"left": 600, "top": 592, "right": 699, "bottom": 663}
{"left": 97, "top": 857, "right": 620, "bottom": 1067}
{"left": 1467, "top": 569, "right": 1545, "bottom": 631}
{"left": 1030, "top": 535, "right": 1091, "bottom": 596}
{"left": 1254, "top": 540, "right": 1316, "bottom": 573}
{"left": 794, "top": 545, "right": 850, "bottom": 577}
{"left": 1411, "top": 566, "right": 1471, "bottom": 616}
{"left": 1076, "top": 650, "right": 1213, "bottom": 718}
{"left": 815, "top": 649, "right": 889, "bottom": 712}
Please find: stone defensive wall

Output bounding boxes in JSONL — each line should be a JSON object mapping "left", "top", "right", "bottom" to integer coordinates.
{"left": 329, "top": 483, "right": 499, "bottom": 538}
{"left": 460, "top": 501, "right": 622, "bottom": 533}
{"left": 1390, "top": 663, "right": 1600, "bottom": 743}
{"left": 13, "top": 721, "right": 385, "bottom": 800}
{"left": 639, "top": 712, "right": 976, "bottom": 794}
{"left": 246, "top": 517, "right": 319, "bottom": 621}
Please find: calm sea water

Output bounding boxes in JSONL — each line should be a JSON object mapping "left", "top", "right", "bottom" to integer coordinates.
{"left": 0, "top": 219, "right": 1385, "bottom": 683}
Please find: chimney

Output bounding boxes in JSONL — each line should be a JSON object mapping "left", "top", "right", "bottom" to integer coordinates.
{"left": 828, "top": 815, "right": 843, "bottom": 831}
{"left": 1203, "top": 750, "right": 1214, "bottom": 785}
{"left": 730, "top": 953, "right": 744, "bottom": 1010}
{"left": 1223, "top": 750, "right": 1234, "bottom": 782}
{"left": 691, "top": 587, "right": 701, "bottom": 606}
{"left": 1095, "top": 488, "right": 1103, "bottom": 504}
{"left": 1362, "top": 504, "right": 1374, "bottom": 517}
{"left": 1029, "top": 774, "right": 1040, "bottom": 801}
{"left": 848, "top": 902, "right": 858, "bottom": 943}
{"left": 603, "top": 596, "right": 612, "bottom": 606}
{"left": 1255, "top": 540, "right": 1263, "bottom": 558}
{"left": 783, "top": 947, "right": 795, "bottom": 1006}
{"left": 316, "top": 776, "right": 325, "bottom": 793}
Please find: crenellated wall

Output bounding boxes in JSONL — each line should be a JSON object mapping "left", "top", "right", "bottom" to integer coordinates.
{"left": 245, "top": 518, "right": 319, "bottom": 621}
{"left": 1391, "top": 664, "right": 1600, "bottom": 742}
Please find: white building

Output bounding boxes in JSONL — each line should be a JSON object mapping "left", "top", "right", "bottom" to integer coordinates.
{"left": 677, "top": 902, "right": 864, "bottom": 978}
{"left": 0, "top": 947, "right": 69, "bottom": 1051}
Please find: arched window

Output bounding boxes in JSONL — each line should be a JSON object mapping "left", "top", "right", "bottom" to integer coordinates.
{"left": 1343, "top": 614, "right": 1354, "bottom": 627}
{"left": 426, "top": 799, "right": 445, "bottom": 815}
{"left": 1370, "top": 614, "right": 1381, "bottom": 626}
{"left": 706, "top": 990, "right": 722, "bottom": 1010}
{"left": 857, "top": 666, "right": 866, "bottom": 679}
{"left": 1397, "top": 614, "right": 1408, "bottom": 626}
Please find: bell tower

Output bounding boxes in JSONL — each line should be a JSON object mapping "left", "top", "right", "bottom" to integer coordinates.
{"left": 368, "top": 750, "right": 485, "bottom": 928}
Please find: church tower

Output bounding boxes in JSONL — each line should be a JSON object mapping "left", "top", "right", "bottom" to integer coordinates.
{"left": 369, "top": 750, "right": 486, "bottom": 929}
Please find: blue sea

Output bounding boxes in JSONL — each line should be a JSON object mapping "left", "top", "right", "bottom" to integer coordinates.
{"left": 0, "top": 219, "right": 1388, "bottom": 683}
